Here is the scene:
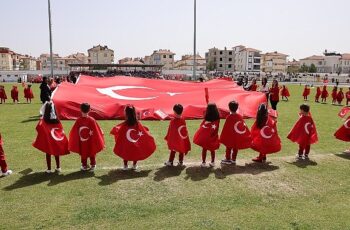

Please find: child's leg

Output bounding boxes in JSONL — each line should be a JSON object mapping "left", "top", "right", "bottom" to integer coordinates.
{"left": 81, "top": 157, "right": 88, "bottom": 168}
{"left": 90, "top": 157, "right": 96, "bottom": 167}
{"left": 123, "top": 160, "right": 128, "bottom": 167}
{"left": 225, "top": 147, "right": 232, "bottom": 161}
{"left": 231, "top": 149, "right": 238, "bottom": 161}
{"left": 168, "top": 150, "right": 176, "bottom": 163}
{"left": 201, "top": 149, "right": 207, "bottom": 163}
{"left": 298, "top": 145, "right": 304, "bottom": 157}
{"left": 46, "top": 153, "right": 52, "bottom": 170}
{"left": 304, "top": 145, "right": 311, "bottom": 157}
{"left": 210, "top": 151, "right": 215, "bottom": 163}
{"left": 178, "top": 153, "right": 184, "bottom": 163}
{"left": 55, "top": 156, "right": 60, "bottom": 169}
{"left": 133, "top": 161, "right": 137, "bottom": 166}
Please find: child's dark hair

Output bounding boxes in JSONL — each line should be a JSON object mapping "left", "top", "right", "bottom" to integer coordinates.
{"left": 204, "top": 103, "right": 220, "bottom": 122}
{"left": 43, "top": 102, "right": 59, "bottom": 124}
{"left": 173, "top": 104, "right": 183, "bottom": 115}
{"left": 80, "top": 103, "right": 90, "bottom": 113}
{"left": 300, "top": 104, "right": 310, "bottom": 113}
{"left": 228, "top": 101, "right": 238, "bottom": 113}
{"left": 256, "top": 103, "right": 268, "bottom": 129}
{"left": 125, "top": 105, "right": 137, "bottom": 126}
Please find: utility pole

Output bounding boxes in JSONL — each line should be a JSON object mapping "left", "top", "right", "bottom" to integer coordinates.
{"left": 48, "top": 0, "right": 54, "bottom": 79}
{"left": 193, "top": 0, "right": 197, "bottom": 80}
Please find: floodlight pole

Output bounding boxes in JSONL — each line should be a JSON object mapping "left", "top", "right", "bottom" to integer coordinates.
{"left": 48, "top": 0, "right": 54, "bottom": 79}
{"left": 193, "top": 0, "right": 197, "bottom": 80}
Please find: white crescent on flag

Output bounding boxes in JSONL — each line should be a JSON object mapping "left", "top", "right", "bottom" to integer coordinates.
{"left": 178, "top": 125, "right": 188, "bottom": 139}
{"left": 79, "top": 126, "right": 91, "bottom": 142}
{"left": 50, "top": 128, "right": 64, "bottom": 141}
{"left": 260, "top": 126, "right": 273, "bottom": 139}
{"left": 96, "top": 86, "right": 158, "bottom": 101}
{"left": 234, "top": 121, "right": 246, "bottom": 134}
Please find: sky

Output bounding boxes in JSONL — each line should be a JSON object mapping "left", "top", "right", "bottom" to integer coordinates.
{"left": 1, "top": 0, "right": 349, "bottom": 61}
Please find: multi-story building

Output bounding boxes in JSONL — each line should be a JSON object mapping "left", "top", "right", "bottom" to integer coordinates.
{"left": 19, "top": 55, "right": 37, "bottom": 70}
{"left": 39, "top": 53, "right": 60, "bottom": 71}
{"left": 261, "top": 51, "right": 288, "bottom": 73}
{"left": 0, "top": 47, "right": 21, "bottom": 70}
{"left": 299, "top": 54, "right": 341, "bottom": 73}
{"left": 340, "top": 54, "right": 350, "bottom": 74}
{"left": 145, "top": 49, "right": 175, "bottom": 70}
{"left": 233, "top": 45, "right": 261, "bottom": 73}
{"left": 88, "top": 45, "right": 114, "bottom": 64}
{"left": 286, "top": 59, "right": 300, "bottom": 73}
{"left": 174, "top": 54, "right": 206, "bottom": 71}
{"left": 205, "top": 47, "right": 235, "bottom": 72}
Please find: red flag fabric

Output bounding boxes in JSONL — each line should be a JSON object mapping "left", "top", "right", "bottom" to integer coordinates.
{"left": 164, "top": 117, "right": 191, "bottom": 154}
{"left": 334, "top": 116, "right": 350, "bottom": 141}
{"left": 32, "top": 119, "right": 69, "bottom": 156}
{"left": 52, "top": 76, "right": 267, "bottom": 120}
{"left": 24, "top": 88, "right": 34, "bottom": 99}
{"left": 110, "top": 121, "right": 156, "bottom": 161}
{"left": 68, "top": 116, "right": 105, "bottom": 157}
{"left": 338, "top": 107, "right": 350, "bottom": 118}
{"left": 287, "top": 115, "right": 318, "bottom": 146}
{"left": 193, "top": 120, "right": 220, "bottom": 151}
{"left": 219, "top": 113, "right": 251, "bottom": 149}
{"left": 205, "top": 88, "right": 209, "bottom": 104}
{"left": 251, "top": 117, "right": 281, "bottom": 154}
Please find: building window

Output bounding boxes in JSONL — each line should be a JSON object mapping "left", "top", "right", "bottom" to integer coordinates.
{"left": 219, "top": 64, "right": 223, "bottom": 67}
{"left": 229, "top": 58, "right": 232, "bottom": 62}
{"left": 169, "top": 55, "right": 172, "bottom": 58}
{"left": 214, "top": 52, "right": 216, "bottom": 55}
{"left": 229, "top": 51, "right": 232, "bottom": 55}
{"left": 220, "top": 58, "right": 223, "bottom": 61}
{"left": 228, "top": 64, "right": 232, "bottom": 68}
{"left": 220, "top": 51, "right": 223, "bottom": 55}
{"left": 163, "top": 55, "right": 166, "bottom": 58}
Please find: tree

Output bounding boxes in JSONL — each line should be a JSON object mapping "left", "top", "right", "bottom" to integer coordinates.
{"left": 309, "top": 64, "right": 317, "bottom": 73}
{"left": 207, "top": 59, "right": 216, "bottom": 71}
{"left": 299, "top": 64, "right": 309, "bottom": 73}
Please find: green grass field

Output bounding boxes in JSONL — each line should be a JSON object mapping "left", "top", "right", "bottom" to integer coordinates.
{"left": 0, "top": 83, "right": 350, "bottom": 229}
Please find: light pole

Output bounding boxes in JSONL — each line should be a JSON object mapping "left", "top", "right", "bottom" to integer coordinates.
{"left": 48, "top": 0, "right": 54, "bottom": 79}
{"left": 193, "top": 0, "right": 197, "bottom": 80}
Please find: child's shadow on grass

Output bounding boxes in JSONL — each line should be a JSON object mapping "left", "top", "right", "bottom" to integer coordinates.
{"left": 287, "top": 159, "right": 318, "bottom": 168}
{"left": 47, "top": 171, "right": 95, "bottom": 186}
{"left": 96, "top": 169, "right": 152, "bottom": 186}
{"left": 153, "top": 166, "right": 186, "bottom": 182}
{"left": 334, "top": 153, "right": 350, "bottom": 160}
{"left": 21, "top": 115, "right": 40, "bottom": 123}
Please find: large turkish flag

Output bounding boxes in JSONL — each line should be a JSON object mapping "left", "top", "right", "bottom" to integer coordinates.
{"left": 53, "top": 75, "right": 267, "bottom": 120}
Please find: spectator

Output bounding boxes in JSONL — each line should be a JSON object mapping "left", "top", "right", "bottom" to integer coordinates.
{"left": 40, "top": 77, "right": 52, "bottom": 104}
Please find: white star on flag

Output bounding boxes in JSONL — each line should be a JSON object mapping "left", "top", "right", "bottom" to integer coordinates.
{"left": 211, "top": 124, "right": 216, "bottom": 129}
{"left": 138, "top": 131, "right": 143, "bottom": 137}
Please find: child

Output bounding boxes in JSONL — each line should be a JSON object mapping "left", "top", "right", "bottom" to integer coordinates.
{"left": 164, "top": 104, "right": 191, "bottom": 166}
{"left": 69, "top": 103, "right": 105, "bottom": 171}
{"left": 24, "top": 84, "right": 34, "bottom": 103}
{"left": 220, "top": 101, "right": 251, "bottom": 165}
{"left": 0, "top": 85, "right": 7, "bottom": 104}
{"left": 0, "top": 132, "right": 12, "bottom": 176}
{"left": 331, "top": 86, "right": 338, "bottom": 105}
{"left": 251, "top": 104, "right": 281, "bottom": 162}
{"left": 193, "top": 103, "right": 220, "bottom": 167}
{"left": 33, "top": 102, "right": 70, "bottom": 173}
{"left": 337, "top": 88, "right": 344, "bottom": 105}
{"left": 287, "top": 104, "right": 318, "bottom": 160}
{"left": 346, "top": 88, "right": 350, "bottom": 106}
{"left": 110, "top": 105, "right": 156, "bottom": 170}
{"left": 321, "top": 85, "right": 328, "bottom": 103}
{"left": 315, "top": 86, "right": 321, "bottom": 103}
{"left": 280, "top": 85, "right": 290, "bottom": 101}
{"left": 302, "top": 85, "right": 310, "bottom": 101}
{"left": 334, "top": 115, "right": 350, "bottom": 153}
{"left": 11, "top": 85, "right": 19, "bottom": 103}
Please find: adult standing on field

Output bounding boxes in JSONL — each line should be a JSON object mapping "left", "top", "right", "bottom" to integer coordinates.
{"left": 269, "top": 79, "right": 280, "bottom": 110}
{"left": 40, "top": 77, "right": 51, "bottom": 104}
{"left": 259, "top": 77, "right": 269, "bottom": 101}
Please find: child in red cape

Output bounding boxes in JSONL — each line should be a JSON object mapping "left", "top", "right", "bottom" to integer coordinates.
{"left": 193, "top": 103, "right": 220, "bottom": 167}
{"left": 110, "top": 105, "right": 156, "bottom": 170}
{"left": 0, "top": 85, "right": 7, "bottom": 104}
{"left": 11, "top": 85, "right": 19, "bottom": 103}
{"left": 69, "top": 103, "right": 105, "bottom": 171}
{"left": 315, "top": 86, "right": 321, "bottom": 103}
{"left": 287, "top": 104, "right": 318, "bottom": 160}
{"left": 0, "top": 132, "right": 12, "bottom": 176}
{"left": 250, "top": 79, "right": 258, "bottom": 91}
{"left": 220, "top": 101, "right": 251, "bottom": 165}
{"left": 337, "top": 88, "right": 344, "bottom": 105}
{"left": 164, "top": 104, "right": 191, "bottom": 167}
{"left": 251, "top": 104, "right": 281, "bottom": 163}
{"left": 24, "top": 84, "right": 34, "bottom": 103}
{"left": 346, "top": 87, "right": 350, "bottom": 106}
{"left": 334, "top": 115, "right": 350, "bottom": 153}
{"left": 331, "top": 86, "right": 338, "bottom": 105}
{"left": 280, "top": 85, "right": 290, "bottom": 101}
{"left": 302, "top": 85, "right": 310, "bottom": 101}
{"left": 33, "top": 102, "right": 70, "bottom": 173}
{"left": 321, "top": 85, "right": 329, "bottom": 103}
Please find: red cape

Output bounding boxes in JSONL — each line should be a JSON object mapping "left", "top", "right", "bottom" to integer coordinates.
{"left": 0, "top": 89, "right": 7, "bottom": 99}
{"left": 287, "top": 115, "right": 318, "bottom": 146}
{"left": 338, "top": 107, "right": 350, "bottom": 118}
{"left": 68, "top": 116, "right": 105, "bottom": 157}
{"left": 11, "top": 88, "right": 18, "bottom": 100}
{"left": 0, "top": 133, "right": 4, "bottom": 160}
{"left": 332, "top": 90, "right": 338, "bottom": 100}
{"left": 220, "top": 113, "right": 251, "bottom": 149}
{"left": 110, "top": 121, "right": 156, "bottom": 161}
{"left": 337, "top": 92, "right": 344, "bottom": 102}
{"left": 251, "top": 117, "right": 281, "bottom": 154}
{"left": 334, "top": 116, "right": 350, "bottom": 142}
{"left": 24, "top": 88, "right": 34, "bottom": 99}
{"left": 193, "top": 120, "right": 220, "bottom": 151}
{"left": 321, "top": 87, "right": 328, "bottom": 98}
{"left": 302, "top": 88, "right": 310, "bottom": 97}
{"left": 164, "top": 117, "right": 191, "bottom": 154}
{"left": 33, "top": 119, "right": 70, "bottom": 156}
{"left": 315, "top": 87, "right": 321, "bottom": 99}
{"left": 280, "top": 87, "right": 290, "bottom": 97}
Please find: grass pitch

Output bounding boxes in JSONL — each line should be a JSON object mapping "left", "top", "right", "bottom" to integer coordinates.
{"left": 0, "top": 82, "right": 350, "bottom": 229}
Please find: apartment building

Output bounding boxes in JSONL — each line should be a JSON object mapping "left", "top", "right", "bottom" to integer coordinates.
{"left": 88, "top": 45, "right": 114, "bottom": 64}
{"left": 19, "top": 55, "right": 37, "bottom": 70}
{"left": 145, "top": 49, "right": 175, "bottom": 70}
{"left": 174, "top": 54, "right": 206, "bottom": 71}
{"left": 340, "top": 54, "right": 350, "bottom": 74}
{"left": 299, "top": 54, "right": 341, "bottom": 73}
{"left": 205, "top": 47, "right": 234, "bottom": 72}
{"left": 0, "top": 47, "right": 21, "bottom": 70}
{"left": 233, "top": 45, "right": 261, "bottom": 72}
{"left": 261, "top": 51, "right": 288, "bottom": 73}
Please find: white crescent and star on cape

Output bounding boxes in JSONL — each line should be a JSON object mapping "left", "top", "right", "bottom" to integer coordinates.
{"left": 126, "top": 129, "right": 143, "bottom": 143}
{"left": 178, "top": 125, "right": 188, "bottom": 139}
{"left": 96, "top": 85, "right": 183, "bottom": 101}
{"left": 260, "top": 126, "right": 274, "bottom": 139}
{"left": 79, "top": 126, "right": 93, "bottom": 142}
{"left": 234, "top": 121, "right": 246, "bottom": 135}
{"left": 344, "top": 119, "right": 350, "bottom": 129}
{"left": 304, "top": 122, "right": 312, "bottom": 135}
{"left": 50, "top": 128, "right": 64, "bottom": 141}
